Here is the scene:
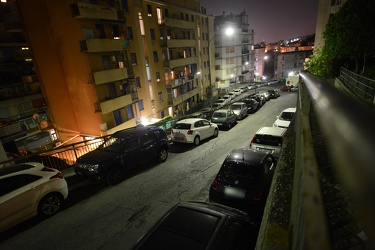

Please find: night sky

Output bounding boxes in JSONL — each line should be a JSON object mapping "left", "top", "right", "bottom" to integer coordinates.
{"left": 200, "top": 0, "right": 319, "bottom": 43}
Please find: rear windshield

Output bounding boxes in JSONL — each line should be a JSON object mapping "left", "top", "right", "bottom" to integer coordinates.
{"left": 231, "top": 104, "right": 241, "bottom": 110}
{"left": 212, "top": 112, "right": 226, "bottom": 118}
{"left": 254, "top": 134, "right": 282, "bottom": 146}
{"left": 174, "top": 123, "right": 191, "bottom": 129}
{"left": 280, "top": 112, "right": 294, "bottom": 121}
{"left": 221, "top": 162, "right": 256, "bottom": 180}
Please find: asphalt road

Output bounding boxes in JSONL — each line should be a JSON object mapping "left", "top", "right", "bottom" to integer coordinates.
{"left": 0, "top": 83, "right": 298, "bottom": 250}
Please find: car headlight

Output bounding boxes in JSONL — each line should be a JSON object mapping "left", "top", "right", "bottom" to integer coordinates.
{"left": 78, "top": 163, "right": 100, "bottom": 172}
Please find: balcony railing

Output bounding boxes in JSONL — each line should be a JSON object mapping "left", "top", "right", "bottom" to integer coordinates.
{"left": 71, "top": 2, "right": 118, "bottom": 20}
{"left": 80, "top": 39, "right": 123, "bottom": 53}
{"left": 93, "top": 68, "right": 128, "bottom": 85}
{"left": 163, "top": 56, "right": 198, "bottom": 68}
{"left": 160, "top": 17, "right": 195, "bottom": 29}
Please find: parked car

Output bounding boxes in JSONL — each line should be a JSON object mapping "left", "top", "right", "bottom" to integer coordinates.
{"left": 241, "top": 98, "right": 259, "bottom": 113}
{"left": 240, "top": 86, "right": 248, "bottom": 92}
{"left": 232, "top": 89, "right": 243, "bottom": 95}
{"left": 273, "top": 107, "right": 297, "bottom": 128}
{"left": 230, "top": 102, "right": 248, "bottom": 120}
{"left": 216, "top": 98, "right": 228, "bottom": 107}
{"left": 209, "top": 148, "right": 277, "bottom": 216}
{"left": 251, "top": 94, "right": 266, "bottom": 107}
{"left": 249, "top": 127, "right": 287, "bottom": 158}
{"left": 222, "top": 94, "right": 232, "bottom": 103}
{"left": 171, "top": 118, "right": 219, "bottom": 146}
{"left": 188, "top": 108, "right": 216, "bottom": 120}
{"left": 227, "top": 92, "right": 237, "bottom": 99}
{"left": 211, "top": 109, "right": 237, "bottom": 130}
{"left": 260, "top": 92, "right": 270, "bottom": 101}
{"left": 132, "top": 201, "right": 258, "bottom": 250}
{"left": 74, "top": 126, "right": 170, "bottom": 185}
{"left": 266, "top": 89, "right": 279, "bottom": 99}
{"left": 0, "top": 162, "right": 69, "bottom": 233}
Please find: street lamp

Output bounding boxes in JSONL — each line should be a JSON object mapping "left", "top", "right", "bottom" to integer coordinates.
{"left": 208, "top": 27, "right": 234, "bottom": 108}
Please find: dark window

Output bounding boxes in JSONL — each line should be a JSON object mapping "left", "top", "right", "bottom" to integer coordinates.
{"left": 114, "top": 110, "right": 122, "bottom": 125}
{"left": 147, "top": 4, "right": 152, "bottom": 16}
{"left": 150, "top": 28, "right": 156, "bottom": 40}
{"left": 158, "top": 92, "right": 163, "bottom": 102}
{"left": 130, "top": 53, "right": 137, "bottom": 65}
{"left": 107, "top": 0, "right": 114, "bottom": 7}
{"left": 127, "top": 105, "right": 134, "bottom": 119}
{"left": 174, "top": 123, "right": 191, "bottom": 129}
{"left": 156, "top": 71, "right": 160, "bottom": 80}
{"left": 136, "top": 77, "right": 141, "bottom": 88}
{"left": 191, "top": 15, "right": 194, "bottom": 22}
{"left": 95, "top": 24, "right": 105, "bottom": 38}
{"left": 138, "top": 100, "right": 144, "bottom": 110}
{"left": 112, "top": 25, "right": 120, "bottom": 38}
{"left": 127, "top": 27, "right": 133, "bottom": 39}
{"left": 153, "top": 51, "right": 159, "bottom": 62}
{"left": 121, "top": 0, "right": 129, "bottom": 12}
{"left": 140, "top": 133, "right": 154, "bottom": 145}
{"left": 254, "top": 135, "right": 282, "bottom": 146}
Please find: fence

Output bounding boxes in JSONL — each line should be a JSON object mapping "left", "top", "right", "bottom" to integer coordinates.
{"left": 339, "top": 67, "right": 375, "bottom": 103}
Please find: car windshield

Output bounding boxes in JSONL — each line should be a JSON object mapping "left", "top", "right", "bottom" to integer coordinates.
{"left": 174, "top": 123, "right": 191, "bottom": 129}
{"left": 222, "top": 162, "right": 256, "bottom": 179}
{"left": 231, "top": 104, "right": 241, "bottom": 110}
{"left": 212, "top": 112, "right": 226, "bottom": 118}
{"left": 254, "top": 135, "right": 282, "bottom": 146}
{"left": 280, "top": 112, "right": 294, "bottom": 121}
{"left": 98, "top": 137, "right": 125, "bottom": 152}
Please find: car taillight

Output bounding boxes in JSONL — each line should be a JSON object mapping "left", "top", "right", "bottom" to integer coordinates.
{"left": 50, "top": 172, "right": 63, "bottom": 180}
{"left": 252, "top": 190, "right": 263, "bottom": 201}
{"left": 211, "top": 180, "right": 219, "bottom": 191}
{"left": 187, "top": 130, "right": 193, "bottom": 135}
{"left": 250, "top": 134, "right": 256, "bottom": 147}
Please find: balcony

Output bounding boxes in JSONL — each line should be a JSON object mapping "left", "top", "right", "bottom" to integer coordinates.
{"left": 71, "top": 2, "right": 118, "bottom": 21}
{"left": 93, "top": 68, "right": 128, "bottom": 85}
{"left": 242, "top": 49, "right": 250, "bottom": 54}
{"left": 161, "top": 17, "right": 195, "bottom": 30}
{"left": 161, "top": 39, "right": 196, "bottom": 48}
{"left": 168, "top": 87, "right": 199, "bottom": 106}
{"left": 163, "top": 56, "right": 198, "bottom": 69}
{"left": 99, "top": 94, "right": 136, "bottom": 114}
{"left": 80, "top": 39, "right": 123, "bottom": 53}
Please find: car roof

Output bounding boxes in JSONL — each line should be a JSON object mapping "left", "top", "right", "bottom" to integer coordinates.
{"left": 113, "top": 125, "right": 160, "bottom": 139}
{"left": 0, "top": 162, "right": 45, "bottom": 177}
{"left": 176, "top": 118, "right": 207, "bottom": 124}
{"left": 231, "top": 102, "right": 246, "bottom": 105}
{"left": 224, "top": 148, "right": 270, "bottom": 165}
{"left": 281, "top": 107, "right": 297, "bottom": 113}
{"left": 133, "top": 201, "right": 249, "bottom": 249}
{"left": 256, "top": 126, "right": 287, "bottom": 136}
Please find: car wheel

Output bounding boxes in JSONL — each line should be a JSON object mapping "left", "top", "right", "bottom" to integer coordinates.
{"left": 106, "top": 167, "right": 124, "bottom": 185}
{"left": 194, "top": 136, "right": 200, "bottom": 146}
{"left": 38, "top": 193, "right": 63, "bottom": 217}
{"left": 213, "top": 128, "right": 219, "bottom": 137}
{"left": 157, "top": 148, "right": 168, "bottom": 162}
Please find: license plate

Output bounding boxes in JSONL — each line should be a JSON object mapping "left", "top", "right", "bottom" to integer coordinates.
{"left": 256, "top": 147, "right": 273, "bottom": 153}
{"left": 224, "top": 187, "right": 245, "bottom": 198}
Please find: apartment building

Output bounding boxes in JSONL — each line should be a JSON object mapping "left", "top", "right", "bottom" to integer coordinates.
{"left": 276, "top": 50, "right": 313, "bottom": 80}
{"left": 213, "top": 11, "right": 254, "bottom": 92}
{"left": 0, "top": 0, "right": 213, "bottom": 159}
{"left": 314, "top": 0, "right": 348, "bottom": 48}
{"left": 0, "top": 1, "right": 56, "bottom": 160}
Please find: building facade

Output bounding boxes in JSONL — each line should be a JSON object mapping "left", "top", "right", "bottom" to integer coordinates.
{"left": 314, "top": 0, "right": 348, "bottom": 48}
{"left": 213, "top": 11, "right": 254, "bottom": 92}
{"left": 0, "top": 0, "right": 214, "bottom": 160}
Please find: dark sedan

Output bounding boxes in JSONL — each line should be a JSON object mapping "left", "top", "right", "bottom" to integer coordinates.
{"left": 209, "top": 148, "right": 277, "bottom": 219}
{"left": 267, "top": 89, "right": 279, "bottom": 99}
{"left": 132, "top": 201, "right": 258, "bottom": 249}
{"left": 240, "top": 98, "right": 259, "bottom": 113}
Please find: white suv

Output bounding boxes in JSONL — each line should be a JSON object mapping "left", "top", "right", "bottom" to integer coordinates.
{"left": 273, "top": 107, "right": 296, "bottom": 128}
{"left": 249, "top": 127, "right": 287, "bottom": 158}
{"left": 0, "top": 162, "right": 69, "bottom": 232}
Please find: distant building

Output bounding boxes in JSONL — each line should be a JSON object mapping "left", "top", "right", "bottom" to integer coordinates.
{"left": 276, "top": 50, "right": 313, "bottom": 80}
{"left": 213, "top": 11, "right": 254, "bottom": 92}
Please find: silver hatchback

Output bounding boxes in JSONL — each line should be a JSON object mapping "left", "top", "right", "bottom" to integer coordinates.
{"left": 249, "top": 127, "right": 287, "bottom": 158}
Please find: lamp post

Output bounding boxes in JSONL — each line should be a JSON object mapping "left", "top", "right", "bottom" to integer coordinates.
{"left": 208, "top": 27, "right": 234, "bottom": 108}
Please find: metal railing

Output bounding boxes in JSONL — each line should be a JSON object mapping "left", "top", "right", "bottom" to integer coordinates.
{"left": 339, "top": 67, "right": 375, "bottom": 102}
